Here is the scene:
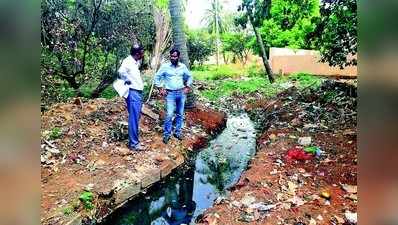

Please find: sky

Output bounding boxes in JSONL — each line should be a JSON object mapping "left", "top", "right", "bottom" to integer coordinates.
{"left": 185, "top": 0, "right": 241, "bottom": 29}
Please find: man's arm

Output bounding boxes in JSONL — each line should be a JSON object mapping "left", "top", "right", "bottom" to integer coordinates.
{"left": 154, "top": 65, "right": 167, "bottom": 96}
{"left": 183, "top": 65, "right": 193, "bottom": 93}
{"left": 118, "top": 60, "right": 131, "bottom": 84}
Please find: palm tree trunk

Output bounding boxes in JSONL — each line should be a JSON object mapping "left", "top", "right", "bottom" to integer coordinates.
{"left": 169, "top": 0, "right": 190, "bottom": 67}
{"left": 249, "top": 16, "right": 275, "bottom": 83}
{"left": 215, "top": 0, "right": 220, "bottom": 66}
{"left": 169, "top": 0, "right": 195, "bottom": 109}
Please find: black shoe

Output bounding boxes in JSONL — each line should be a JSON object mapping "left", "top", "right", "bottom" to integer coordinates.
{"left": 173, "top": 133, "right": 183, "bottom": 141}
{"left": 163, "top": 136, "right": 170, "bottom": 144}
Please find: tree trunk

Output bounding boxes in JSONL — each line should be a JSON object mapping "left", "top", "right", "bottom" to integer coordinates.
{"left": 169, "top": 0, "right": 190, "bottom": 67}
{"left": 90, "top": 76, "right": 114, "bottom": 98}
{"left": 249, "top": 16, "right": 275, "bottom": 83}
{"left": 147, "top": 7, "right": 172, "bottom": 103}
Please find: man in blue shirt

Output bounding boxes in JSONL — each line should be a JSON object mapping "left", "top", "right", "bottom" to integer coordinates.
{"left": 154, "top": 49, "right": 193, "bottom": 144}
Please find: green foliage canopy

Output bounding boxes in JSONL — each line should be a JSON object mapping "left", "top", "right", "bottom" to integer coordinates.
{"left": 257, "top": 0, "right": 320, "bottom": 49}
{"left": 309, "top": 0, "right": 357, "bottom": 68}
{"left": 187, "top": 30, "right": 215, "bottom": 66}
{"left": 221, "top": 32, "right": 252, "bottom": 64}
{"left": 41, "top": 0, "right": 155, "bottom": 108}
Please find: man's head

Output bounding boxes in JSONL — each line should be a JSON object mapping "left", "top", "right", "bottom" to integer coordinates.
{"left": 130, "top": 44, "right": 144, "bottom": 61}
{"left": 169, "top": 49, "right": 180, "bottom": 66}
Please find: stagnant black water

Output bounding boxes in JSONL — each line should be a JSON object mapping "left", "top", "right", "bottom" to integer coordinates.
{"left": 103, "top": 114, "right": 256, "bottom": 225}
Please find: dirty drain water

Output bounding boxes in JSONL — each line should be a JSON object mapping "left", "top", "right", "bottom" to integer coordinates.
{"left": 103, "top": 114, "right": 256, "bottom": 225}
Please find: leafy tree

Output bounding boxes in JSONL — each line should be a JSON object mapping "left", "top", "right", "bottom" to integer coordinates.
{"left": 41, "top": 0, "right": 155, "bottom": 105}
{"left": 309, "top": 0, "right": 357, "bottom": 68}
{"left": 187, "top": 30, "right": 215, "bottom": 66}
{"left": 256, "top": 0, "right": 320, "bottom": 50}
{"left": 236, "top": 0, "right": 274, "bottom": 83}
{"left": 221, "top": 32, "right": 252, "bottom": 65}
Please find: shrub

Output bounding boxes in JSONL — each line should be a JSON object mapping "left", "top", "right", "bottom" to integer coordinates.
{"left": 79, "top": 191, "right": 94, "bottom": 210}
{"left": 49, "top": 127, "right": 62, "bottom": 140}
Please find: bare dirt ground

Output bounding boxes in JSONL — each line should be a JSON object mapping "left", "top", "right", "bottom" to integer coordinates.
{"left": 41, "top": 98, "right": 226, "bottom": 225}
{"left": 197, "top": 80, "right": 357, "bottom": 225}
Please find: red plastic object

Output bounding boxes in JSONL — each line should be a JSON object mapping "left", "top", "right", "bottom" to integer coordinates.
{"left": 285, "top": 147, "right": 314, "bottom": 162}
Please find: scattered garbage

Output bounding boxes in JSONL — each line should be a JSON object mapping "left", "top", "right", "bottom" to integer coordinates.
{"left": 248, "top": 202, "right": 276, "bottom": 211}
{"left": 341, "top": 184, "right": 357, "bottom": 194}
{"left": 334, "top": 215, "right": 345, "bottom": 224}
{"left": 298, "top": 137, "right": 312, "bottom": 146}
{"left": 294, "top": 222, "right": 306, "bottom": 225}
{"left": 344, "top": 211, "right": 357, "bottom": 224}
{"left": 320, "top": 191, "right": 331, "bottom": 200}
{"left": 304, "top": 146, "right": 322, "bottom": 157}
{"left": 285, "top": 147, "right": 314, "bottom": 162}
{"left": 240, "top": 194, "right": 256, "bottom": 207}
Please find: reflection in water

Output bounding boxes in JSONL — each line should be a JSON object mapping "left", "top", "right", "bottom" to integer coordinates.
{"left": 103, "top": 114, "right": 256, "bottom": 225}
{"left": 192, "top": 114, "right": 256, "bottom": 218}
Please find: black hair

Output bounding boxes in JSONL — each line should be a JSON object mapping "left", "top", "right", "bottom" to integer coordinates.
{"left": 130, "top": 44, "right": 144, "bottom": 56}
{"left": 170, "top": 48, "right": 180, "bottom": 56}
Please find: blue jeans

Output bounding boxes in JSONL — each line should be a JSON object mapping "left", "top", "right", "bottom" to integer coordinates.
{"left": 164, "top": 90, "right": 186, "bottom": 138}
{"left": 125, "top": 89, "right": 143, "bottom": 148}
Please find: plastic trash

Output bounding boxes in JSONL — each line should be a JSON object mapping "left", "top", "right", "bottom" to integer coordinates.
{"left": 304, "top": 146, "right": 322, "bottom": 157}
{"left": 248, "top": 203, "right": 276, "bottom": 211}
{"left": 320, "top": 191, "right": 331, "bottom": 200}
{"left": 285, "top": 147, "right": 314, "bottom": 162}
{"left": 298, "top": 136, "right": 312, "bottom": 146}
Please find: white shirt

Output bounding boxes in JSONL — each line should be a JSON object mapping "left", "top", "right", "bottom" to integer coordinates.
{"left": 118, "top": 55, "right": 144, "bottom": 91}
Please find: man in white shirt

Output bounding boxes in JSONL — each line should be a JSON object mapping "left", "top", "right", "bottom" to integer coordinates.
{"left": 118, "top": 44, "right": 145, "bottom": 151}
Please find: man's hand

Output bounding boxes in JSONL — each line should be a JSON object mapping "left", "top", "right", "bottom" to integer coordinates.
{"left": 159, "top": 88, "right": 167, "bottom": 96}
{"left": 183, "top": 86, "right": 190, "bottom": 94}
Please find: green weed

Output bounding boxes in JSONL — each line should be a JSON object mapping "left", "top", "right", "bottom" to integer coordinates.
{"left": 63, "top": 206, "right": 73, "bottom": 215}
{"left": 288, "top": 72, "right": 322, "bottom": 89}
{"left": 322, "top": 90, "right": 339, "bottom": 103}
{"left": 49, "top": 127, "right": 62, "bottom": 140}
{"left": 99, "top": 85, "right": 118, "bottom": 99}
{"left": 79, "top": 191, "right": 94, "bottom": 210}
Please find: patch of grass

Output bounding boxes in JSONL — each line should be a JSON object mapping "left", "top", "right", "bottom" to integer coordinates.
{"left": 79, "top": 80, "right": 119, "bottom": 99}
{"left": 194, "top": 67, "right": 324, "bottom": 102}
{"left": 79, "top": 191, "right": 94, "bottom": 210}
{"left": 192, "top": 64, "right": 211, "bottom": 71}
{"left": 49, "top": 127, "right": 62, "bottom": 140}
{"left": 99, "top": 85, "right": 118, "bottom": 99}
{"left": 247, "top": 64, "right": 265, "bottom": 77}
{"left": 288, "top": 72, "right": 322, "bottom": 89}
{"left": 322, "top": 90, "right": 339, "bottom": 103}
{"left": 63, "top": 206, "right": 73, "bottom": 215}
{"left": 79, "top": 82, "right": 97, "bottom": 98}
{"left": 200, "top": 77, "right": 278, "bottom": 101}
{"left": 197, "top": 72, "right": 323, "bottom": 102}
{"left": 59, "top": 83, "right": 76, "bottom": 99}
{"left": 192, "top": 64, "right": 246, "bottom": 81}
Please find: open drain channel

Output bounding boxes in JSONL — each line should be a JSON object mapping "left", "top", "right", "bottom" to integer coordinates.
{"left": 102, "top": 113, "right": 256, "bottom": 225}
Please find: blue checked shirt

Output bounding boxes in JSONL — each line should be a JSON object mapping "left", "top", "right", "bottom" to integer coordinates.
{"left": 154, "top": 62, "right": 193, "bottom": 90}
